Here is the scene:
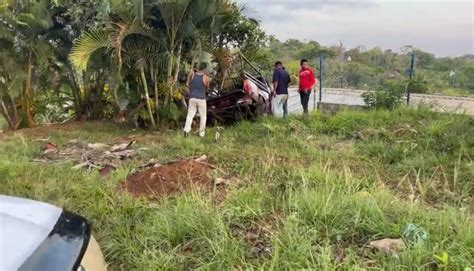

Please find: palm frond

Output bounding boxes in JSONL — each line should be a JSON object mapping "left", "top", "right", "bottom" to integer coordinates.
{"left": 70, "top": 30, "right": 110, "bottom": 70}
{"left": 156, "top": 0, "right": 192, "bottom": 34}
{"left": 188, "top": 0, "right": 218, "bottom": 25}
{"left": 109, "top": 19, "right": 165, "bottom": 68}
{"left": 132, "top": 0, "right": 144, "bottom": 23}
{"left": 29, "top": 0, "right": 54, "bottom": 29}
{"left": 0, "top": 25, "right": 15, "bottom": 49}
{"left": 123, "top": 37, "right": 166, "bottom": 71}
{"left": 15, "top": 13, "right": 36, "bottom": 28}
{"left": 177, "top": 18, "right": 197, "bottom": 41}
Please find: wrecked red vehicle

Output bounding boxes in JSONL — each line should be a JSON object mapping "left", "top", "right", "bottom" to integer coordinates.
{"left": 132, "top": 54, "right": 272, "bottom": 128}
{"left": 189, "top": 55, "right": 273, "bottom": 125}
{"left": 206, "top": 72, "right": 272, "bottom": 124}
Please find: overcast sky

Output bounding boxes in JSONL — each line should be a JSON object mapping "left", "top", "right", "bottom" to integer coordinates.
{"left": 239, "top": 0, "right": 474, "bottom": 57}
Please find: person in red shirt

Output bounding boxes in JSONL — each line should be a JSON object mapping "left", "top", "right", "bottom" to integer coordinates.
{"left": 298, "top": 59, "right": 317, "bottom": 115}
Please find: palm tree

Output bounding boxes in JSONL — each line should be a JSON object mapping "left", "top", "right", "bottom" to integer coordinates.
{"left": 70, "top": 0, "right": 224, "bottom": 126}
{"left": 154, "top": 0, "right": 191, "bottom": 79}
{"left": 0, "top": 50, "right": 25, "bottom": 130}
{"left": 153, "top": 0, "right": 223, "bottom": 88}
{"left": 0, "top": 0, "right": 55, "bottom": 127}
{"left": 70, "top": 0, "right": 167, "bottom": 128}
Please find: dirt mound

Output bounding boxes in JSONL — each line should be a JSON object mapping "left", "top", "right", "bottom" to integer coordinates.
{"left": 122, "top": 159, "right": 213, "bottom": 198}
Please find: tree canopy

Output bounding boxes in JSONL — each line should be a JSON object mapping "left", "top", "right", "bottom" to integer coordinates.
{"left": 0, "top": 0, "right": 266, "bottom": 130}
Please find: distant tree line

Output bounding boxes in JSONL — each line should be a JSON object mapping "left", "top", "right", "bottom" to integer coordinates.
{"left": 258, "top": 37, "right": 474, "bottom": 96}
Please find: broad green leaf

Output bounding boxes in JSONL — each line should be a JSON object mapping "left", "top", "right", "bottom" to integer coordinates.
{"left": 70, "top": 30, "right": 110, "bottom": 71}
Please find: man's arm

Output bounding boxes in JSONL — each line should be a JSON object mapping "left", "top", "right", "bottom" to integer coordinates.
{"left": 186, "top": 71, "right": 194, "bottom": 88}
{"left": 272, "top": 71, "right": 279, "bottom": 94}
{"left": 203, "top": 74, "right": 210, "bottom": 88}
{"left": 310, "top": 69, "right": 316, "bottom": 89}
{"left": 287, "top": 73, "right": 292, "bottom": 88}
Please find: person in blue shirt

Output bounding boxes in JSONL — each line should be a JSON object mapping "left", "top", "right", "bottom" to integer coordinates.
{"left": 183, "top": 62, "right": 210, "bottom": 137}
{"left": 272, "top": 61, "right": 291, "bottom": 118}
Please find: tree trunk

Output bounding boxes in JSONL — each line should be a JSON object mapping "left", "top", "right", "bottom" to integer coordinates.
{"left": 152, "top": 66, "right": 159, "bottom": 122}
{"left": 140, "top": 67, "right": 156, "bottom": 129}
{"left": 1, "top": 99, "right": 14, "bottom": 129}
{"left": 66, "top": 61, "right": 83, "bottom": 116}
{"left": 165, "top": 38, "right": 176, "bottom": 106}
{"left": 173, "top": 42, "right": 183, "bottom": 83}
{"left": 111, "top": 70, "right": 122, "bottom": 112}
{"left": 22, "top": 51, "right": 36, "bottom": 127}
{"left": 12, "top": 95, "right": 20, "bottom": 130}
{"left": 166, "top": 39, "right": 175, "bottom": 80}
{"left": 0, "top": 93, "right": 20, "bottom": 130}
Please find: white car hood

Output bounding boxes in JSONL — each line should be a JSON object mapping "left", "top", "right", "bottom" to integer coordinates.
{"left": 0, "top": 195, "right": 62, "bottom": 271}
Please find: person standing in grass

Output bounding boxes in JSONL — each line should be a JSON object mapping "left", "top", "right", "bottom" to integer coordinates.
{"left": 272, "top": 61, "right": 291, "bottom": 118}
{"left": 298, "top": 59, "right": 316, "bottom": 115}
{"left": 183, "top": 62, "right": 210, "bottom": 137}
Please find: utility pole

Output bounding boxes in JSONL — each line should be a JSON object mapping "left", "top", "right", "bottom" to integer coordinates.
{"left": 449, "top": 70, "right": 456, "bottom": 87}
{"left": 339, "top": 41, "right": 344, "bottom": 88}
{"left": 318, "top": 55, "right": 323, "bottom": 108}
{"left": 406, "top": 52, "right": 415, "bottom": 105}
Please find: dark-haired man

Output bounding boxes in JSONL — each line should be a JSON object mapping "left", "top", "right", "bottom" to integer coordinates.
{"left": 298, "top": 59, "right": 316, "bottom": 115}
{"left": 272, "top": 61, "right": 291, "bottom": 118}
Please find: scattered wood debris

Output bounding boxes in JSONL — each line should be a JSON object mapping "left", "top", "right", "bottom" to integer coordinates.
{"left": 33, "top": 139, "right": 139, "bottom": 176}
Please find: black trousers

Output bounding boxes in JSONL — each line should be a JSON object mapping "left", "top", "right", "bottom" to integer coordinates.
{"left": 299, "top": 91, "right": 311, "bottom": 114}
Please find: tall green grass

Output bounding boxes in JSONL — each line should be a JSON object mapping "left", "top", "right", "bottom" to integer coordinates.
{"left": 0, "top": 108, "right": 472, "bottom": 270}
{"left": 0, "top": 116, "right": 6, "bottom": 131}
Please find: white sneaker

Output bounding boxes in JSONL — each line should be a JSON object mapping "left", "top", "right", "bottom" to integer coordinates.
{"left": 199, "top": 131, "right": 205, "bottom": 137}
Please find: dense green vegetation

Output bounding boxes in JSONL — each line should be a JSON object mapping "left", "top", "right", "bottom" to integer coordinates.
{"left": 1, "top": 1, "right": 472, "bottom": 269}
{"left": 0, "top": 0, "right": 265, "bottom": 130}
{"left": 2, "top": 0, "right": 473, "bottom": 131}
{"left": 260, "top": 38, "right": 474, "bottom": 96}
{"left": 1, "top": 108, "right": 472, "bottom": 269}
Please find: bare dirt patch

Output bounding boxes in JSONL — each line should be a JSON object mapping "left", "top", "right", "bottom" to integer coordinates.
{"left": 0, "top": 121, "right": 102, "bottom": 140}
{"left": 121, "top": 157, "right": 224, "bottom": 199}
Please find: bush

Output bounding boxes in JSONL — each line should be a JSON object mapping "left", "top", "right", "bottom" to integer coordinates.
{"left": 34, "top": 91, "right": 74, "bottom": 123}
{"left": 290, "top": 74, "right": 298, "bottom": 85}
{"left": 157, "top": 102, "right": 186, "bottom": 125}
{"left": 407, "top": 75, "right": 430, "bottom": 94}
{"left": 362, "top": 80, "right": 405, "bottom": 109}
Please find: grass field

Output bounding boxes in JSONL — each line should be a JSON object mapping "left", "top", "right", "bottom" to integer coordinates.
{"left": 1, "top": 107, "right": 473, "bottom": 270}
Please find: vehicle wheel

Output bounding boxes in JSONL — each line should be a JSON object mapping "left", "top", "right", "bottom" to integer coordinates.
{"left": 233, "top": 107, "right": 246, "bottom": 122}
{"left": 206, "top": 114, "right": 217, "bottom": 126}
{"left": 253, "top": 97, "right": 266, "bottom": 119}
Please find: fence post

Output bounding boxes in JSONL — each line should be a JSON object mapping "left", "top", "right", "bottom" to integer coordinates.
{"left": 318, "top": 55, "right": 324, "bottom": 109}
{"left": 407, "top": 52, "right": 415, "bottom": 105}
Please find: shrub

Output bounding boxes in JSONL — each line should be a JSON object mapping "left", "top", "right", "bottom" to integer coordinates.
{"left": 362, "top": 80, "right": 405, "bottom": 109}
{"left": 407, "top": 75, "right": 430, "bottom": 94}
